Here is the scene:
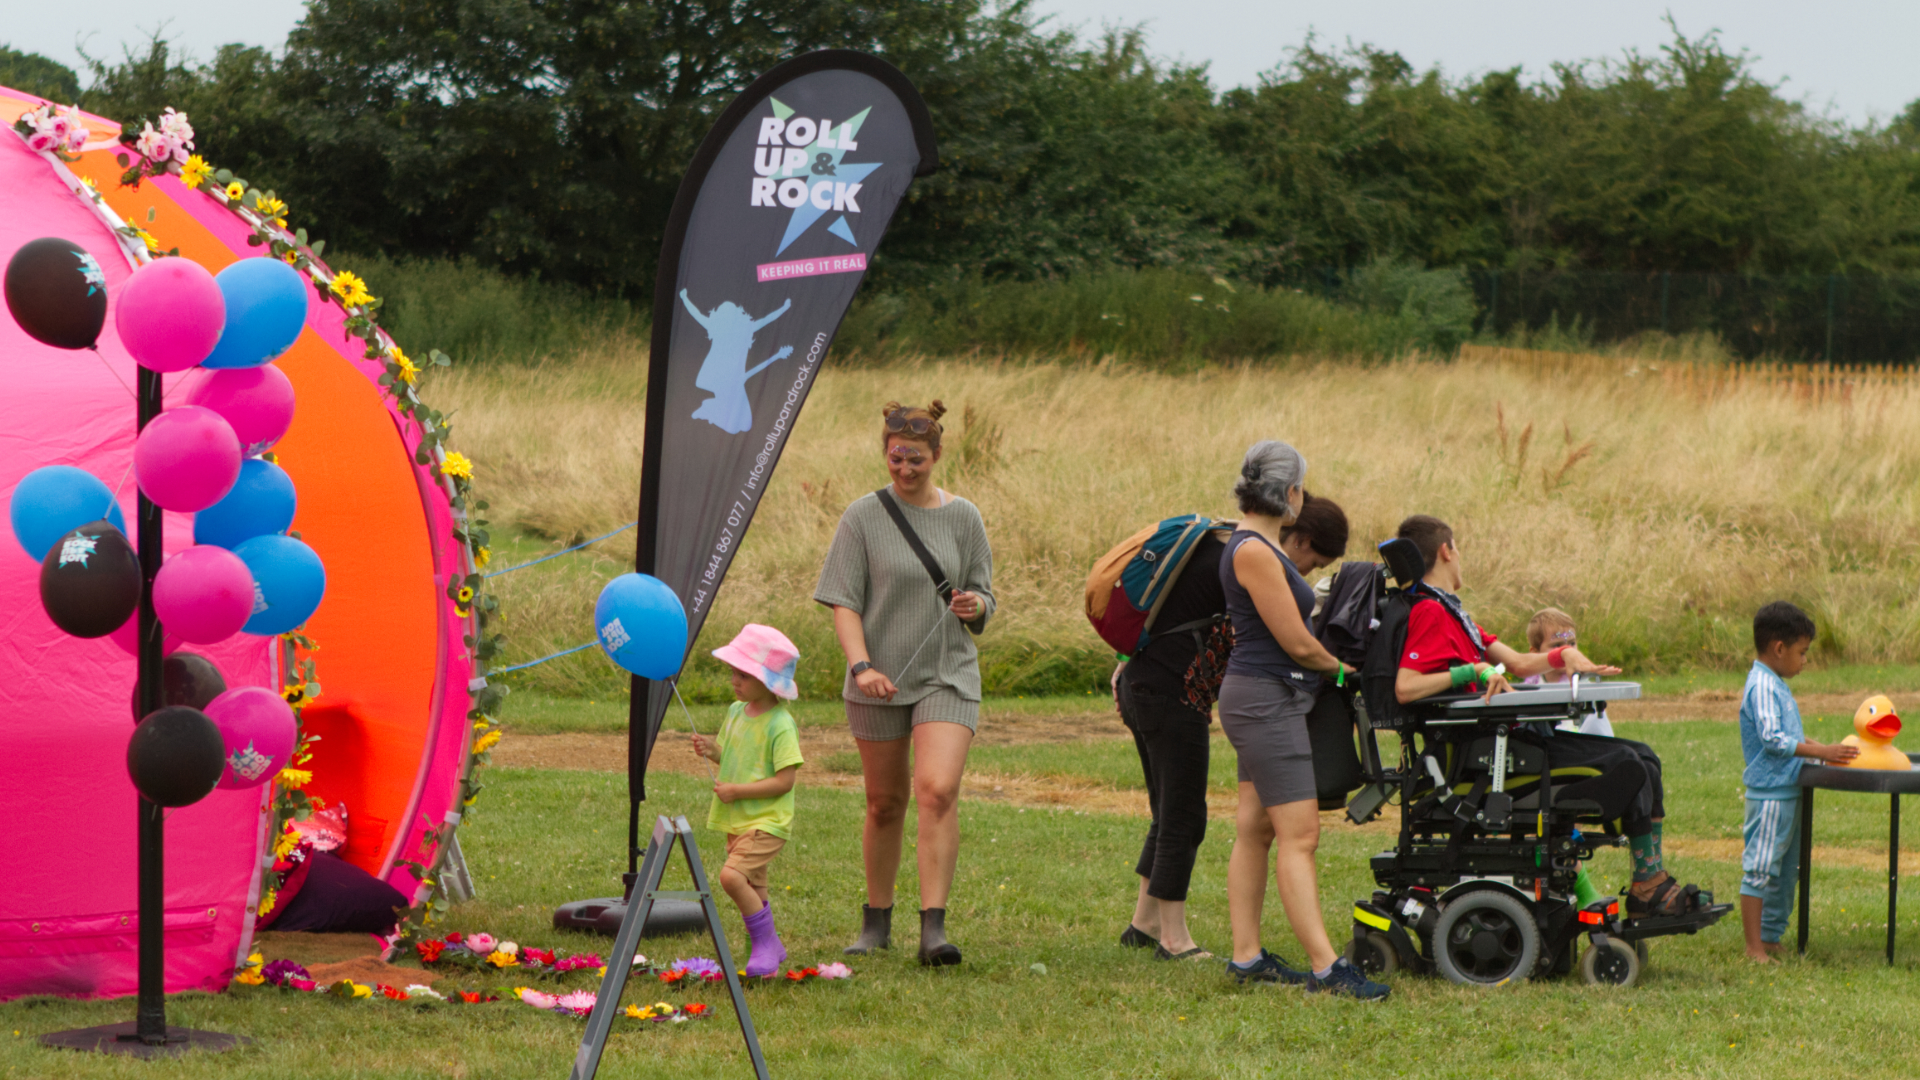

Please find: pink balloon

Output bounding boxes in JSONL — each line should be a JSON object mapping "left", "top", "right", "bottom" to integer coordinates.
{"left": 205, "top": 686, "right": 296, "bottom": 790}
{"left": 109, "top": 612, "right": 183, "bottom": 657}
{"left": 184, "top": 365, "right": 296, "bottom": 455}
{"left": 115, "top": 258, "right": 226, "bottom": 372}
{"left": 152, "top": 545, "right": 254, "bottom": 644}
{"left": 133, "top": 406, "right": 242, "bottom": 511}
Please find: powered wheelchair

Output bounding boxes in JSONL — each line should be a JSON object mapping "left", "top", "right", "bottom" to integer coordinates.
{"left": 1337, "top": 539, "right": 1729, "bottom": 988}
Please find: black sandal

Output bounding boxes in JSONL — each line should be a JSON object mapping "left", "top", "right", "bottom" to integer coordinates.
{"left": 1153, "top": 944, "right": 1215, "bottom": 961}
{"left": 1119, "top": 924, "right": 1156, "bottom": 949}
{"left": 1627, "top": 877, "right": 1691, "bottom": 919}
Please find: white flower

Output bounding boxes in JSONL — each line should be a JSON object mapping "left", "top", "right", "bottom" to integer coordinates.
{"left": 498, "top": 941, "right": 519, "bottom": 957}
{"left": 158, "top": 107, "right": 194, "bottom": 146}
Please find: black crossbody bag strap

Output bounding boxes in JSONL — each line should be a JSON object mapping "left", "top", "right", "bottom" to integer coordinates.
{"left": 874, "top": 488, "right": 955, "bottom": 606}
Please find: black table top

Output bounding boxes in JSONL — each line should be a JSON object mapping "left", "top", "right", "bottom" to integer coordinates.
{"left": 1800, "top": 755, "right": 1920, "bottom": 793}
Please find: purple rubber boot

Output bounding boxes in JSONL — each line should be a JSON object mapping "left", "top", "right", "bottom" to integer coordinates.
{"left": 742, "top": 902, "right": 786, "bottom": 978}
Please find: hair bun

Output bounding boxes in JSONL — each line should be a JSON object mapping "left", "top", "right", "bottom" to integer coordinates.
{"left": 926, "top": 400, "right": 947, "bottom": 423}
{"left": 882, "top": 400, "right": 903, "bottom": 417}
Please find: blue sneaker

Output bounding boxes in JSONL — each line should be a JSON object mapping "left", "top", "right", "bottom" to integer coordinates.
{"left": 1307, "top": 957, "right": 1391, "bottom": 1001}
{"left": 1226, "top": 948, "right": 1310, "bottom": 986}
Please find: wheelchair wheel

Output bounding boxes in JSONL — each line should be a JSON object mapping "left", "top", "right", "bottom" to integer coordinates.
{"left": 1579, "top": 937, "right": 1641, "bottom": 988}
{"left": 1433, "top": 890, "right": 1539, "bottom": 986}
{"left": 1344, "top": 931, "right": 1399, "bottom": 976}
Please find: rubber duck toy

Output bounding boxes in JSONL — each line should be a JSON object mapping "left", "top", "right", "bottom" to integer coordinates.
{"left": 1840, "top": 694, "right": 1914, "bottom": 771}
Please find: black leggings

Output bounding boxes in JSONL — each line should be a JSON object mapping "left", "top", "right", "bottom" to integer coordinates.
{"left": 1119, "top": 676, "right": 1211, "bottom": 902}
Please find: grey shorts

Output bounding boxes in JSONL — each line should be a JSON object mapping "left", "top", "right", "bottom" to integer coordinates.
{"left": 845, "top": 686, "right": 980, "bottom": 741}
{"left": 1217, "top": 673, "right": 1316, "bottom": 808}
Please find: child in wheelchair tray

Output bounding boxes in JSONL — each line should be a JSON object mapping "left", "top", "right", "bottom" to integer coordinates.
{"left": 1342, "top": 515, "right": 1728, "bottom": 987}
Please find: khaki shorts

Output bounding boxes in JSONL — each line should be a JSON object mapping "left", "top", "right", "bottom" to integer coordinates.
{"left": 722, "top": 830, "right": 786, "bottom": 889}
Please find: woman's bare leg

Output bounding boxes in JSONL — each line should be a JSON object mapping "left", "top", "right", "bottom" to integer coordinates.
{"left": 910, "top": 721, "right": 974, "bottom": 909}
{"left": 1269, "top": 799, "right": 1338, "bottom": 971}
{"left": 1227, "top": 782, "right": 1275, "bottom": 964}
{"left": 856, "top": 736, "right": 912, "bottom": 908}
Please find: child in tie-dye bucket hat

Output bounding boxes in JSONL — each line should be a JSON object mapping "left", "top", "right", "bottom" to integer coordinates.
{"left": 691, "top": 623, "right": 805, "bottom": 977}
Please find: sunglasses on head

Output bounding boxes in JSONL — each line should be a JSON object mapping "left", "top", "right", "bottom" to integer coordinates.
{"left": 887, "top": 447, "right": 928, "bottom": 465}
{"left": 885, "top": 410, "right": 938, "bottom": 436}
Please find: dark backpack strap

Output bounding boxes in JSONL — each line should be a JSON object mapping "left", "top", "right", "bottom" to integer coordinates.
{"left": 874, "top": 488, "right": 954, "bottom": 606}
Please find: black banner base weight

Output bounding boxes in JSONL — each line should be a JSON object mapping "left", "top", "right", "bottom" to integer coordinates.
{"left": 41, "top": 1022, "right": 248, "bottom": 1058}
{"left": 553, "top": 896, "right": 707, "bottom": 938}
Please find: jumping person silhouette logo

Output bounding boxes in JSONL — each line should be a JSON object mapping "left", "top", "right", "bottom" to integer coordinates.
{"left": 682, "top": 289, "right": 794, "bottom": 434}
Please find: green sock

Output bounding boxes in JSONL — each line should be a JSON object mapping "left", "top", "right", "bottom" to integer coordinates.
{"left": 1629, "top": 829, "right": 1660, "bottom": 883}
{"left": 1573, "top": 866, "right": 1601, "bottom": 907}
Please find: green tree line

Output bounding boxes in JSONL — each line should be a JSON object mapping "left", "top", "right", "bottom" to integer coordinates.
{"left": 11, "top": 5, "right": 1920, "bottom": 297}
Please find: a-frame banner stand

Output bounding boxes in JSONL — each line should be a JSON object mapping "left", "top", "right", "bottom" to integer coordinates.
{"left": 571, "top": 816, "right": 770, "bottom": 1080}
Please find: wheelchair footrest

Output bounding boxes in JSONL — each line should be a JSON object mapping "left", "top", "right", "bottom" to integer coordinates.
{"left": 1615, "top": 903, "right": 1733, "bottom": 942}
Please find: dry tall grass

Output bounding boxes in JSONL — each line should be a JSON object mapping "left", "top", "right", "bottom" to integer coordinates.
{"left": 437, "top": 347, "right": 1920, "bottom": 699}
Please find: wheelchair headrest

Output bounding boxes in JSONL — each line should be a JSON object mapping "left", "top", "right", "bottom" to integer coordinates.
{"left": 1378, "top": 537, "right": 1426, "bottom": 590}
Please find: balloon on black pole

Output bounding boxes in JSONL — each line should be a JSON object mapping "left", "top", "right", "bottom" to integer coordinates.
{"left": 129, "top": 653, "right": 228, "bottom": 722}
{"left": 38, "top": 520, "right": 141, "bottom": 638}
{"left": 126, "top": 706, "right": 227, "bottom": 808}
{"left": 3, "top": 236, "right": 107, "bottom": 350}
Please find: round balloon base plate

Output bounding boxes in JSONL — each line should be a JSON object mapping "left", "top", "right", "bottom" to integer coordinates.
{"left": 41, "top": 1022, "right": 249, "bottom": 1058}
{"left": 552, "top": 896, "right": 708, "bottom": 938}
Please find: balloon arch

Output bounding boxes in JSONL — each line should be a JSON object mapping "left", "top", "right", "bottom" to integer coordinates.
{"left": 0, "top": 90, "right": 495, "bottom": 1000}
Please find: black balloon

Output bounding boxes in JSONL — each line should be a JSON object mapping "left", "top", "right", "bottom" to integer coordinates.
{"left": 4, "top": 237, "right": 108, "bottom": 350}
{"left": 127, "top": 706, "right": 226, "bottom": 808}
{"left": 39, "top": 520, "right": 141, "bottom": 638}
{"left": 129, "top": 652, "right": 228, "bottom": 722}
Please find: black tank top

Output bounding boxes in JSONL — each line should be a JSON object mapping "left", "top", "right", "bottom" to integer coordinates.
{"left": 1220, "top": 530, "right": 1320, "bottom": 689}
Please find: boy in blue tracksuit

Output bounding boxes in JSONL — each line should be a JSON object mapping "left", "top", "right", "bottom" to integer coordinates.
{"left": 1739, "top": 601, "right": 1857, "bottom": 962}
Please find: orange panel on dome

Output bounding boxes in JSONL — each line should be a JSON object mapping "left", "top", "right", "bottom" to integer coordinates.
{"left": 270, "top": 329, "right": 442, "bottom": 873}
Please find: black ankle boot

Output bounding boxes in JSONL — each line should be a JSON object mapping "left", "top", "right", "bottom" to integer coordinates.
{"left": 918, "top": 908, "right": 961, "bottom": 967}
{"left": 844, "top": 904, "right": 892, "bottom": 955}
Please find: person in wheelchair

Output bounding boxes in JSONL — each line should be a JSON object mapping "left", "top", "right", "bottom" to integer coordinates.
{"left": 1391, "top": 514, "right": 1701, "bottom": 920}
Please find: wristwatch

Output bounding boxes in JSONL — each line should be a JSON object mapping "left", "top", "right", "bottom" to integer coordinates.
{"left": 850, "top": 660, "right": 874, "bottom": 677}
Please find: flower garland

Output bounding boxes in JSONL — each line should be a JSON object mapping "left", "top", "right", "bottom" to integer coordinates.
{"left": 415, "top": 932, "right": 619, "bottom": 977}
{"left": 75, "top": 101, "right": 508, "bottom": 934}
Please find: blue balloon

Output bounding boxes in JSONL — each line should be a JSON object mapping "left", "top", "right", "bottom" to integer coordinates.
{"left": 593, "top": 573, "right": 688, "bottom": 678}
{"left": 194, "top": 458, "right": 296, "bottom": 549}
{"left": 233, "top": 533, "right": 326, "bottom": 634}
{"left": 9, "top": 465, "right": 127, "bottom": 561}
{"left": 201, "top": 258, "right": 309, "bottom": 370}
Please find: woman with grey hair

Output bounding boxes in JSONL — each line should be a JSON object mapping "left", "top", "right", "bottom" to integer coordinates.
{"left": 1216, "top": 441, "right": 1389, "bottom": 1000}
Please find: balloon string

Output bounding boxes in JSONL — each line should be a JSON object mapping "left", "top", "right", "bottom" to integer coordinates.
{"left": 89, "top": 345, "right": 136, "bottom": 400}
{"left": 669, "top": 679, "right": 718, "bottom": 784}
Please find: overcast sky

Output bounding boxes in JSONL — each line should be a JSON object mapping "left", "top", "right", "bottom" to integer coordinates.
{"left": 8, "top": 1, "right": 1918, "bottom": 126}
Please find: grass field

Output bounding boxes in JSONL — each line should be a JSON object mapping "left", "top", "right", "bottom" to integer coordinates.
{"left": 447, "top": 348, "right": 1920, "bottom": 703}
{"left": 8, "top": 708, "right": 1920, "bottom": 1079}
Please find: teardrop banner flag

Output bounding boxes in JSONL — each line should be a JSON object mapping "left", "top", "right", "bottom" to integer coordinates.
{"left": 627, "top": 52, "right": 938, "bottom": 807}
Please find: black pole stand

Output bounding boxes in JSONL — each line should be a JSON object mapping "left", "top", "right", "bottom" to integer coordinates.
{"left": 42, "top": 367, "right": 246, "bottom": 1058}
{"left": 571, "top": 815, "right": 770, "bottom": 1080}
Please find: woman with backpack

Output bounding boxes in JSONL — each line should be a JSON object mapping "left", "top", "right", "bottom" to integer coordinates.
{"left": 814, "top": 401, "right": 995, "bottom": 966}
{"left": 1111, "top": 493, "right": 1348, "bottom": 962}
{"left": 1217, "top": 441, "right": 1389, "bottom": 1001}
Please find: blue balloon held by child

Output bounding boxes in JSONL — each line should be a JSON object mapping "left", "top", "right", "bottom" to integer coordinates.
{"left": 9, "top": 465, "right": 126, "bottom": 561}
{"left": 194, "top": 458, "right": 297, "bottom": 549}
{"left": 232, "top": 533, "right": 326, "bottom": 634}
{"left": 201, "top": 258, "right": 309, "bottom": 370}
{"left": 594, "top": 573, "right": 688, "bottom": 678}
